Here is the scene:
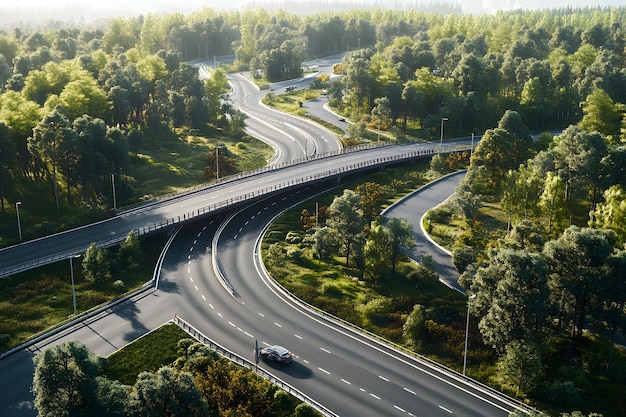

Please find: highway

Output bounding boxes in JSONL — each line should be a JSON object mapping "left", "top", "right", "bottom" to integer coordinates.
{"left": 0, "top": 69, "right": 526, "bottom": 416}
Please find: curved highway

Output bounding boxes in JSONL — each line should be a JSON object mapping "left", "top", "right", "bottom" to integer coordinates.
{"left": 227, "top": 73, "right": 341, "bottom": 160}
{"left": 196, "top": 185, "right": 520, "bottom": 417}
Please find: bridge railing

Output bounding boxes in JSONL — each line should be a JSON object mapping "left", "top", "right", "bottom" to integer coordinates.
{"left": 0, "top": 143, "right": 471, "bottom": 278}
{"left": 172, "top": 315, "right": 338, "bottom": 417}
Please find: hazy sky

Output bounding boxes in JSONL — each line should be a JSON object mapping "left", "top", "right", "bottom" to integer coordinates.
{"left": 1, "top": 0, "right": 228, "bottom": 13}
{"left": 1, "top": 0, "right": 623, "bottom": 15}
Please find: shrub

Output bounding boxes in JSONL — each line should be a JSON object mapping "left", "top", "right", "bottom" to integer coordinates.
{"left": 265, "top": 230, "right": 284, "bottom": 243}
{"left": 285, "top": 231, "right": 302, "bottom": 244}
{"left": 320, "top": 282, "right": 343, "bottom": 298}
{"left": 286, "top": 247, "right": 303, "bottom": 262}
{"left": 543, "top": 380, "right": 581, "bottom": 406}
{"left": 358, "top": 297, "right": 392, "bottom": 321}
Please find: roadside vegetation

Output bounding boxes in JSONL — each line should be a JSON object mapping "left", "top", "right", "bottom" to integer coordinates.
{"left": 0, "top": 232, "right": 165, "bottom": 352}
{"left": 33, "top": 324, "right": 321, "bottom": 417}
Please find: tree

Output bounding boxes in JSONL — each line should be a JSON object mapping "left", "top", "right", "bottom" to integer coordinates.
{"left": 0, "top": 122, "right": 16, "bottom": 213}
{"left": 469, "top": 248, "right": 550, "bottom": 352}
{"left": 401, "top": 82, "right": 424, "bottom": 129}
{"left": 371, "top": 96, "right": 391, "bottom": 140}
{"left": 538, "top": 171, "right": 567, "bottom": 238}
{"left": 403, "top": 304, "right": 426, "bottom": 350}
{"left": 293, "top": 403, "right": 318, "bottom": 417}
{"left": 0, "top": 91, "right": 33, "bottom": 176}
{"left": 204, "top": 69, "right": 230, "bottom": 125}
{"left": 497, "top": 341, "right": 543, "bottom": 397}
{"left": 468, "top": 128, "right": 516, "bottom": 195}
{"left": 590, "top": 185, "right": 626, "bottom": 246}
{"left": 326, "top": 189, "right": 366, "bottom": 267}
{"left": 500, "top": 164, "right": 543, "bottom": 230}
{"left": 83, "top": 242, "right": 111, "bottom": 283}
{"left": 502, "top": 220, "right": 544, "bottom": 252}
{"left": 452, "top": 53, "right": 487, "bottom": 97}
{"left": 131, "top": 367, "right": 209, "bottom": 417}
{"left": 119, "top": 230, "right": 141, "bottom": 269}
{"left": 497, "top": 110, "right": 532, "bottom": 165}
{"left": 543, "top": 226, "right": 614, "bottom": 342}
{"left": 363, "top": 221, "right": 389, "bottom": 282}
{"left": 28, "top": 106, "right": 75, "bottom": 212}
{"left": 387, "top": 217, "right": 415, "bottom": 274}
{"left": 72, "top": 115, "right": 108, "bottom": 199}
{"left": 355, "top": 181, "right": 383, "bottom": 222}
{"left": 312, "top": 226, "right": 338, "bottom": 262}
{"left": 204, "top": 146, "right": 236, "bottom": 180}
{"left": 579, "top": 88, "right": 621, "bottom": 142}
{"left": 33, "top": 341, "right": 104, "bottom": 417}
{"left": 602, "top": 249, "right": 626, "bottom": 372}
{"left": 343, "top": 50, "right": 375, "bottom": 112}
{"left": 55, "top": 76, "right": 110, "bottom": 121}
{"left": 551, "top": 126, "right": 608, "bottom": 219}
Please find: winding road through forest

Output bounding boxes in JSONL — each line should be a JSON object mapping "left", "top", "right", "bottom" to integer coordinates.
{"left": 0, "top": 67, "right": 527, "bottom": 417}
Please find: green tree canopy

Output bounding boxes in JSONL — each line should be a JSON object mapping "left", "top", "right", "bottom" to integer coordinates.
{"left": 33, "top": 341, "right": 104, "bottom": 417}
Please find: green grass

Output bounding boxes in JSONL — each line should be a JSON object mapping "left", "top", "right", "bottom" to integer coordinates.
{"left": 103, "top": 323, "right": 188, "bottom": 385}
{"left": 0, "top": 234, "right": 165, "bottom": 352}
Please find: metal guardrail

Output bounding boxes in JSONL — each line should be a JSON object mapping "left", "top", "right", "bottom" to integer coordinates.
{"left": 247, "top": 176, "right": 538, "bottom": 416}
{"left": 0, "top": 228, "right": 179, "bottom": 359}
{"left": 261, "top": 269, "right": 536, "bottom": 414}
{"left": 172, "top": 315, "right": 338, "bottom": 417}
{"left": 0, "top": 142, "right": 470, "bottom": 278}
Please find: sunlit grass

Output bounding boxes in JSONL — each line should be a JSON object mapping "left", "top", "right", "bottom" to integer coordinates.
{"left": 104, "top": 323, "right": 188, "bottom": 385}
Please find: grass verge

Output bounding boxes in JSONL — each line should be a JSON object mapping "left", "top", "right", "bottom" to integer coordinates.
{"left": 0, "top": 234, "right": 165, "bottom": 353}
{"left": 103, "top": 322, "right": 188, "bottom": 385}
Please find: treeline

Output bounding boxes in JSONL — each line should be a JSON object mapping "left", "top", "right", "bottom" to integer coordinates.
{"left": 334, "top": 7, "right": 626, "bottom": 138}
{"left": 33, "top": 338, "right": 320, "bottom": 417}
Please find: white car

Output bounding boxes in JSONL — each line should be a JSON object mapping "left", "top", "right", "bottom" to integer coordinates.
{"left": 260, "top": 345, "right": 293, "bottom": 364}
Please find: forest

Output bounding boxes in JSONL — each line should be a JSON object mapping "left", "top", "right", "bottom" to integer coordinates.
{"left": 1, "top": 4, "right": 626, "bottom": 416}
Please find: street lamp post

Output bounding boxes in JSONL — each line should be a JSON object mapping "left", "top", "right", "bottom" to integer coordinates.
{"left": 15, "top": 201, "right": 22, "bottom": 241}
{"left": 471, "top": 132, "right": 474, "bottom": 157}
{"left": 440, "top": 117, "right": 448, "bottom": 147}
{"left": 69, "top": 255, "right": 81, "bottom": 315}
{"left": 215, "top": 146, "right": 220, "bottom": 180}
{"left": 111, "top": 174, "right": 117, "bottom": 211}
{"left": 463, "top": 293, "right": 477, "bottom": 376}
